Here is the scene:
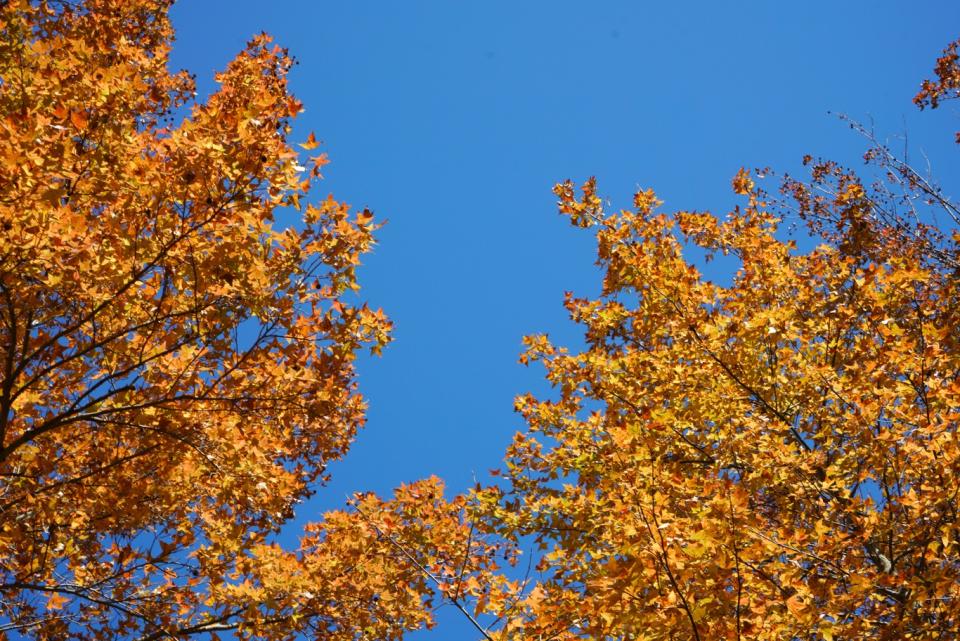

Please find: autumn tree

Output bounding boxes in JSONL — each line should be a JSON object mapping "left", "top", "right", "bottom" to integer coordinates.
{"left": 6, "top": 3, "right": 960, "bottom": 641}
{"left": 0, "top": 1, "right": 503, "bottom": 639}
{"left": 471, "top": 38, "right": 960, "bottom": 640}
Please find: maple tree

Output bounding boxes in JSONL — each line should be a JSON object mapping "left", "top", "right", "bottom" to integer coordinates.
{"left": 5, "top": 2, "right": 960, "bottom": 640}
{"left": 465, "top": 38, "right": 960, "bottom": 640}
{"left": 0, "top": 1, "right": 505, "bottom": 639}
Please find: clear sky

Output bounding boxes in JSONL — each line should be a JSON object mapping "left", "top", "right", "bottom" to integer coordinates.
{"left": 169, "top": 2, "right": 959, "bottom": 637}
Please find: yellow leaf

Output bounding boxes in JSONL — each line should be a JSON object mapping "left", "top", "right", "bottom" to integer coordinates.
{"left": 47, "top": 592, "right": 69, "bottom": 610}
{"left": 299, "top": 132, "right": 320, "bottom": 150}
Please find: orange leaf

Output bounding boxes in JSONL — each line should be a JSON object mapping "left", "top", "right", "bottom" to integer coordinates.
{"left": 299, "top": 132, "right": 320, "bottom": 150}
{"left": 70, "top": 110, "right": 89, "bottom": 130}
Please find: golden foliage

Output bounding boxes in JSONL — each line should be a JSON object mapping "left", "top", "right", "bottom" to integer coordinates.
{"left": 473, "top": 38, "right": 960, "bottom": 641}
{"left": 0, "top": 2, "right": 484, "bottom": 639}
{"left": 915, "top": 37, "right": 960, "bottom": 142}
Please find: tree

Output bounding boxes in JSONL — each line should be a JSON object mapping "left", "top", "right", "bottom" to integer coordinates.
{"left": 0, "top": 2, "right": 502, "bottom": 639}
{"left": 6, "top": 3, "right": 960, "bottom": 640}
{"left": 472, "top": 38, "right": 960, "bottom": 640}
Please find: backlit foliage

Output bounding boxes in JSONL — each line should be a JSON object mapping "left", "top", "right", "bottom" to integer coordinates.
{"left": 5, "top": 2, "right": 960, "bottom": 639}
{"left": 474, "top": 37, "right": 960, "bottom": 641}
{"left": 916, "top": 37, "right": 960, "bottom": 142}
{"left": 0, "top": 1, "right": 490, "bottom": 639}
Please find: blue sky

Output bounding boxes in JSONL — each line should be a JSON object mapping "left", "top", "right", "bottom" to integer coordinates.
{"left": 169, "top": 2, "right": 959, "bottom": 637}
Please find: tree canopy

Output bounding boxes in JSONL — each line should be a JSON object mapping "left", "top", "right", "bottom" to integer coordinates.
{"left": 0, "top": 2, "right": 488, "bottom": 639}
{"left": 2, "top": 1, "right": 960, "bottom": 640}
{"left": 468, "top": 35, "right": 960, "bottom": 641}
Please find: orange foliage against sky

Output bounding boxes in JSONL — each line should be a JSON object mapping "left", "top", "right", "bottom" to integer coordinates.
{"left": 2, "top": 1, "right": 960, "bottom": 640}
{"left": 0, "top": 2, "right": 492, "bottom": 638}
{"left": 467, "top": 37, "right": 960, "bottom": 641}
